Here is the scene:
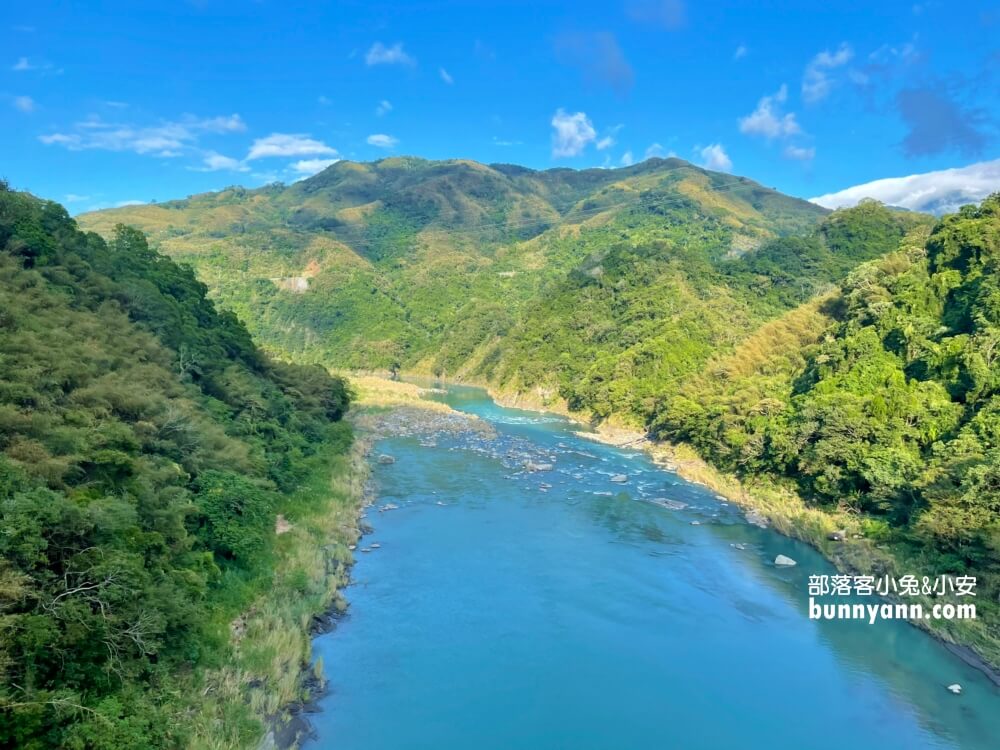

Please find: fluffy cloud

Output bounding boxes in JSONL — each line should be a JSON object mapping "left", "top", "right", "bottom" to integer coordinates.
{"left": 596, "top": 125, "right": 622, "bottom": 151}
{"left": 12, "top": 57, "right": 32, "bottom": 71}
{"left": 810, "top": 159, "right": 1000, "bottom": 215}
{"left": 439, "top": 67, "right": 454, "bottom": 84}
{"left": 554, "top": 32, "right": 634, "bottom": 96}
{"left": 12, "top": 95, "right": 35, "bottom": 113}
{"left": 783, "top": 144, "right": 815, "bottom": 161}
{"left": 365, "top": 42, "right": 415, "bottom": 67}
{"left": 645, "top": 142, "right": 675, "bottom": 159}
{"left": 192, "top": 151, "right": 249, "bottom": 172}
{"left": 247, "top": 133, "right": 337, "bottom": 160}
{"left": 551, "top": 109, "right": 596, "bottom": 158}
{"left": 621, "top": 150, "right": 634, "bottom": 166}
{"left": 366, "top": 133, "right": 399, "bottom": 148}
{"left": 896, "top": 87, "right": 991, "bottom": 158}
{"left": 698, "top": 143, "right": 732, "bottom": 172}
{"left": 375, "top": 99, "right": 393, "bottom": 116}
{"left": 290, "top": 158, "right": 340, "bottom": 176}
{"left": 738, "top": 85, "right": 801, "bottom": 139}
{"left": 733, "top": 45, "right": 747, "bottom": 61}
{"left": 39, "top": 113, "right": 246, "bottom": 157}
{"left": 802, "top": 43, "right": 853, "bottom": 103}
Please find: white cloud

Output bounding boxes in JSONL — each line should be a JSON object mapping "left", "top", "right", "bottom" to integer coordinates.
{"left": 738, "top": 85, "right": 801, "bottom": 139}
{"left": 550, "top": 109, "right": 596, "bottom": 158}
{"left": 12, "top": 56, "right": 59, "bottom": 74}
{"left": 64, "top": 193, "right": 90, "bottom": 203}
{"left": 365, "top": 42, "right": 415, "bottom": 67}
{"left": 116, "top": 200, "right": 145, "bottom": 207}
{"left": 783, "top": 144, "right": 815, "bottom": 161}
{"left": 375, "top": 99, "right": 393, "bottom": 116}
{"left": 196, "top": 114, "right": 246, "bottom": 133}
{"left": 39, "top": 113, "right": 246, "bottom": 157}
{"left": 734, "top": 45, "right": 747, "bottom": 61}
{"left": 192, "top": 151, "right": 249, "bottom": 172}
{"left": 698, "top": 143, "right": 733, "bottom": 172}
{"left": 366, "top": 133, "right": 399, "bottom": 148}
{"left": 439, "top": 67, "right": 454, "bottom": 84}
{"left": 318, "top": 95, "right": 332, "bottom": 106}
{"left": 596, "top": 124, "right": 623, "bottom": 151}
{"left": 621, "top": 150, "right": 634, "bottom": 166}
{"left": 247, "top": 133, "right": 337, "bottom": 160}
{"left": 802, "top": 43, "right": 853, "bottom": 103}
{"left": 645, "top": 142, "right": 676, "bottom": 159}
{"left": 12, "top": 95, "right": 35, "bottom": 113}
{"left": 290, "top": 158, "right": 340, "bottom": 176}
{"left": 810, "top": 159, "right": 1000, "bottom": 215}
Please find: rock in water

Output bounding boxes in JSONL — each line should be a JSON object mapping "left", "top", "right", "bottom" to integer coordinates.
{"left": 653, "top": 497, "right": 687, "bottom": 510}
{"left": 378, "top": 454, "right": 396, "bottom": 465}
{"left": 745, "top": 509, "right": 769, "bottom": 528}
{"left": 525, "top": 461, "right": 554, "bottom": 472}
{"left": 610, "top": 474, "right": 628, "bottom": 483}
{"left": 947, "top": 683, "right": 962, "bottom": 695}
{"left": 774, "top": 554, "right": 797, "bottom": 567}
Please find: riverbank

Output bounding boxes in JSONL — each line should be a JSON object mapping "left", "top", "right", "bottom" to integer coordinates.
{"left": 252, "top": 376, "right": 492, "bottom": 749}
{"left": 485, "top": 382, "right": 1000, "bottom": 683}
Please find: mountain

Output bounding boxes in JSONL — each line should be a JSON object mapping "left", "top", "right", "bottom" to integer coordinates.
{"left": 79, "top": 157, "right": 827, "bottom": 382}
{"left": 81, "top": 158, "right": 929, "bottom": 427}
{"left": 0, "top": 186, "right": 351, "bottom": 748}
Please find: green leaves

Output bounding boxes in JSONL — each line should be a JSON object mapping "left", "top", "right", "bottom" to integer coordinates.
{"left": 0, "top": 190, "right": 350, "bottom": 747}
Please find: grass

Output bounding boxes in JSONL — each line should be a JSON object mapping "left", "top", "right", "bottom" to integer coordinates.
{"left": 184, "top": 434, "right": 371, "bottom": 750}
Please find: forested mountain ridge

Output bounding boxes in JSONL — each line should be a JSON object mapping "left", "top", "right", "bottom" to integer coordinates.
{"left": 0, "top": 186, "right": 352, "bottom": 748}
{"left": 79, "top": 157, "right": 826, "bottom": 374}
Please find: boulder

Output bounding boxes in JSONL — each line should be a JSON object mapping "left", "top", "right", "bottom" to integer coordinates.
{"left": 654, "top": 498, "right": 687, "bottom": 510}
{"left": 827, "top": 529, "right": 846, "bottom": 542}
{"left": 745, "top": 509, "right": 769, "bottom": 529}
{"left": 526, "top": 461, "right": 554, "bottom": 472}
{"left": 610, "top": 474, "right": 629, "bottom": 483}
{"left": 774, "top": 554, "right": 797, "bottom": 567}
{"left": 377, "top": 454, "right": 395, "bottom": 465}
{"left": 947, "top": 683, "right": 962, "bottom": 695}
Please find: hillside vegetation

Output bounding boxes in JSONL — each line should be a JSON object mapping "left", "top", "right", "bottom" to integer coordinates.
{"left": 0, "top": 186, "right": 352, "bottom": 748}
{"left": 80, "top": 157, "right": 826, "bottom": 375}
{"left": 81, "top": 160, "right": 999, "bottom": 665}
{"left": 655, "top": 195, "right": 1000, "bottom": 658}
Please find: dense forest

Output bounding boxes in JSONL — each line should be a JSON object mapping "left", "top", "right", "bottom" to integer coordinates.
{"left": 0, "top": 185, "right": 351, "bottom": 748}
{"left": 476, "top": 199, "right": 931, "bottom": 420}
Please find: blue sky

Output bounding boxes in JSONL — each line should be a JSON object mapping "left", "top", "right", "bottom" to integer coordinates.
{"left": 2, "top": 0, "right": 998, "bottom": 213}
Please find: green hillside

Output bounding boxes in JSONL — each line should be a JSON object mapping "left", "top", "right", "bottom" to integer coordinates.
{"left": 79, "top": 157, "right": 827, "bottom": 376}
{"left": 0, "top": 186, "right": 352, "bottom": 748}
{"left": 655, "top": 195, "right": 1000, "bottom": 660}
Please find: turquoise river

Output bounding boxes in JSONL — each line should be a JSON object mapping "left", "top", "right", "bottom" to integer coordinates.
{"left": 307, "top": 385, "right": 1000, "bottom": 749}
